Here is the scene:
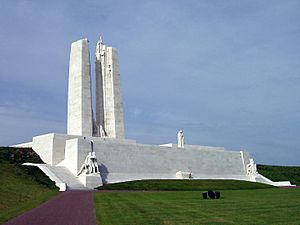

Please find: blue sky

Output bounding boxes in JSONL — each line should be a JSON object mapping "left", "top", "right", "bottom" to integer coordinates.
{"left": 0, "top": 0, "right": 299, "bottom": 165}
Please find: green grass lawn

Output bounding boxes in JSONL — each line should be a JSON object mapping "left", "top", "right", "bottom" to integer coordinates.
{"left": 94, "top": 188, "right": 300, "bottom": 225}
{"left": 98, "top": 179, "right": 273, "bottom": 191}
{"left": 0, "top": 147, "right": 59, "bottom": 224}
{"left": 258, "top": 164, "right": 300, "bottom": 185}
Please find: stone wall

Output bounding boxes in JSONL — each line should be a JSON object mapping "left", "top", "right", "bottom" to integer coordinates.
{"left": 32, "top": 133, "right": 78, "bottom": 166}
{"left": 64, "top": 137, "right": 251, "bottom": 184}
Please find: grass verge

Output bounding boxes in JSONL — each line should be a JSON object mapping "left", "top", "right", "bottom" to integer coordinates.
{"left": 0, "top": 147, "right": 59, "bottom": 223}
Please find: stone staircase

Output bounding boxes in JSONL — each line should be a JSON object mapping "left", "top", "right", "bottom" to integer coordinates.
{"left": 24, "top": 163, "right": 88, "bottom": 190}
{"left": 255, "top": 173, "right": 295, "bottom": 187}
{"left": 43, "top": 165, "right": 88, "bottom": 190}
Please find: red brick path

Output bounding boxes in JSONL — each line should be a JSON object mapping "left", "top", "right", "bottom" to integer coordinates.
{"left": 4, "top": 191, "right": 97, "bottom": 225}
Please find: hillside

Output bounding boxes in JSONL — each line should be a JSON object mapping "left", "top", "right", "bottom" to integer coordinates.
{"left": 257, "top": 164, "right": 300, "bottom": 186}
{"left": 0, "top": 147, "right": 58, "bottom": 224}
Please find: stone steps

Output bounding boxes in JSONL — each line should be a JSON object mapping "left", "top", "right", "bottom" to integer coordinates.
{"left": 255, "top": 173, "right": 295, "bottom": 187}
{"left": 44, "top": 165, "right": 88, "bottom": 190}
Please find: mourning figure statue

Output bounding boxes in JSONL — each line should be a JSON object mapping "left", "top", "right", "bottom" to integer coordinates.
{"left": 246, "top": 158, "right": 258, "bottom": 176}
{"left": 77, "top": 141, "right": 99, "bottom": 176}
{"left": 177, "top": 130, "right": 184, "bottom": 148}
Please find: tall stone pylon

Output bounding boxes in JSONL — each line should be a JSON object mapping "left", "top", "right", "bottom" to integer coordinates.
{"left": 67, "top": 39, "right": 93, "bottom": 137}
{"left": 95, "top": 37, "right": 125, "bottom": 139}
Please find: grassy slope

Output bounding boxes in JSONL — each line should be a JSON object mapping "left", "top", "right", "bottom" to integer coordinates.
{"left": 257, "top": 164, "right": 300, "bottom": 185}
{"left": 0, "top": 147, "right": 58, "bottom": 224}
{"left": 97, "top": 179, "right": 273, "bottom": 191}
{"left": 94, "top": 188, "right": 300, "bottom": 225}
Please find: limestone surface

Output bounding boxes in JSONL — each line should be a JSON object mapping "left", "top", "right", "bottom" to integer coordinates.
{"left": 67, "top": 39, "right": 93, "bottom": 137}
{"left": 95, "top": 38, "right": 125, "bottom": 139}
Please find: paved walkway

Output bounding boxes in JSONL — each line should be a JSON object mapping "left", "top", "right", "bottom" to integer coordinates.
{"left": 4, "top": 191, "right": 97, "bottom": 225}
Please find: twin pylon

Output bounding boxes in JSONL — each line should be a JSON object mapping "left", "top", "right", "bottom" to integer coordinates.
{"left": 67, "top": 37, "right": 125, "bottom": 139}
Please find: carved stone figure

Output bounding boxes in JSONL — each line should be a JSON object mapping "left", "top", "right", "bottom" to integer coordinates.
{"left": 77, "top": 141, "right": 99, "bottom": 176}
{"left": 177, "top": 130, "right": 184, "bottom": 148}
{"left": 246, "top": 158, "right": 258, "bottom": 176}
{"left": 99, "top": 125, "right": 106, "bottom": 137}
{"left": 77, "top": 152, "right": 91, "bottom": 176}
{"left": 88, "top": 152, "right": 99, "bottom": 174}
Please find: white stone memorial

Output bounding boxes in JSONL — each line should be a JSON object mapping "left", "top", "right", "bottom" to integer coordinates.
{"left": 68, "top": 39, "right": 93, "bottom": 137}
{"left": 246, "top": 158, "right": 258, "bottom": 176}
{"left": 14, "top": 36, "right": 294, "bottom": 190}
{"left": 95, "top": 37, "right": 125, "bottom": 139}
{"left": 177, "top": 130, "right": 184, "bottom": 148}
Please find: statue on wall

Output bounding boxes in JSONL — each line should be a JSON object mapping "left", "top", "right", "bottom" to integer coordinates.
{"left": 77, "top": 141, "right": 99, "bottom": 176}
{"left": 246, "top": 158, "right": 258, "bottom": 176}
{"left": 99, "top": 125, "right": 106, "bottom": 137}
{"left": 177, "top": 130, "right": 184, "bottom": 148}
